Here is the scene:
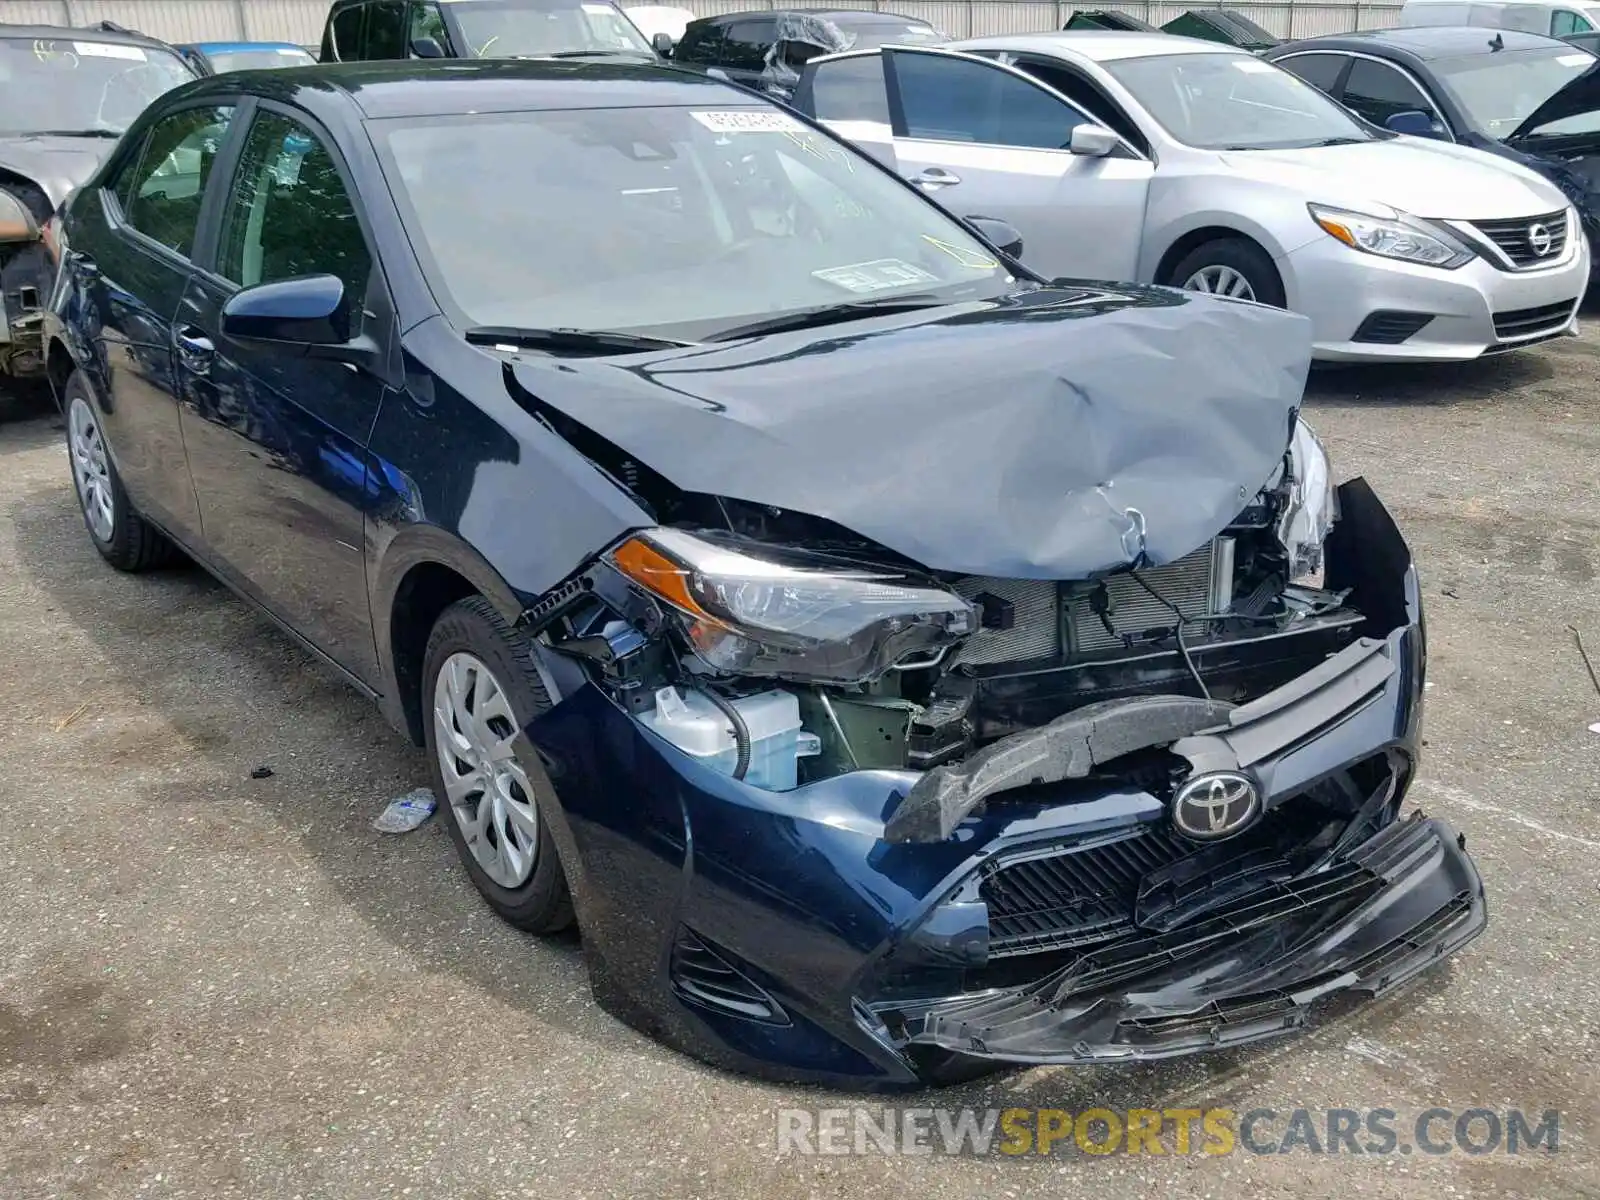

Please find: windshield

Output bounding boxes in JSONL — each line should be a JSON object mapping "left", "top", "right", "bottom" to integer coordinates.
{"left": 205, "top": 46, "right": 317, "bottom": 72}
{"left": 1105, "top": 51, "right": 1377, "bottom": 149}
{"left": 0, "top": 37, "right": 194, "bottom": 136}
{"left": 1432, "top": 46, "right": 1600, "bottom": 138}
{"left": 840, "top": 22, "right": 948, "bottom": 50}
{"left": 373, "top": 105, "right": 1014, "bottom": 341}
{"left": 449, "top": 0, "right": 653, "bottom": 57}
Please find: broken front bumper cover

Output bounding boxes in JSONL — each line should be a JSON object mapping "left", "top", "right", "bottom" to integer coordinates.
{"left": 874, "top": 812, "right": 1485, "bottom": 1064}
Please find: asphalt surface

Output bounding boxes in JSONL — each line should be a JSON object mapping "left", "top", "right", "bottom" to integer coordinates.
{"left": 1, "top": 330, "right": 1598, "bottom": 1200}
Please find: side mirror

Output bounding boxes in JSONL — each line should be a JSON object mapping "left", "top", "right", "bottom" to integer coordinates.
{"left": 1385, "top": 109, "right": 1443, "bottom": 138}
{"left": 651, "top": 31, "right": 674, "bottom": 55}
{"left": 221, "top": 274, "right": 352, "bottom": 346}
{"left": 1069, "top": 124, "right": 1120, "bottom": 157}
{"left": 963, "top": 215, "right": 1024, "bottom": 260}
{"left": 410, "top": 35, "right": 446, "bottom": 58}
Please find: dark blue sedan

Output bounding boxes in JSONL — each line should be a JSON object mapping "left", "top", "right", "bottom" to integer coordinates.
{"left": 1266, "top": 27, "right": 1600, "bottom": 271}
{"left": 41, "top": 60, "right": 1485, "bottom": 1088}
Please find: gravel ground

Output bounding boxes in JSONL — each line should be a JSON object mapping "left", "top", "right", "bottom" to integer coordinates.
{"left": 1, "top": 329, "right": 1598, "bottom": 1200}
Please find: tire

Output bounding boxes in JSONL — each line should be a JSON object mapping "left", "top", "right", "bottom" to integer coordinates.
{"left": 423, "top": 595, "right": 574, "bottom": 934}
{"left": 63, "top": 370, "right": 181, "bottom": 572}
{"left": 1166, "top": 237, "right": 1287, "bottom": 308}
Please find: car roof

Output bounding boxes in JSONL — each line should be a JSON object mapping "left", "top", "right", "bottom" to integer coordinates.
{"left": 699, "top": 7, "right": 935, "bottom": 23}
{"left": 0, "top": 22, "right": 182, "bottom": 51}
{"left": 185, "top": 40, "right": 310, "bottom": 53}
{"left": 1275, "top": 25, "right": 1568, "bottom": 59}
{"left": 954, "top": 30, "right": 1246, "bottom": 61}
{"left": 176, "top": 59, "right": 761, "bottom": 120}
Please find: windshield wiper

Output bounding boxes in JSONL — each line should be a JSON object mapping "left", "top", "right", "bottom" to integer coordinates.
{"left": 25, "top": 128, "right": 123, "bottom": 138}
{"left": 706, "top": 297, "right": 949, "bottom": 343}
{"left": 465, "top": 325, "right": 695, "bottom": 355}
{"left": 544, "top": 48, "right": 654, "bottom": 58}
{"left": 1306, "top": 136, "right": 1368, "bottom": 147}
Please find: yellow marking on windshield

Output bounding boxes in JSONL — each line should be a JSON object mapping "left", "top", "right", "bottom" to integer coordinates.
{"left": 921, "top": 235, "right": 997, "bottom": 269}
{"left": 781, "top": 129, "right": 854, "bottom": 172}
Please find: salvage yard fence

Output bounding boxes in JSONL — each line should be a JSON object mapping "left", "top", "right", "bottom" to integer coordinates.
{"left": 0, "top": 0, "right": 1402, "bottom": 47}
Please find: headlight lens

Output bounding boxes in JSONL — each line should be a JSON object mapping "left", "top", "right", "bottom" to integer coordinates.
{"left": 1308, "top": 202, "right": 1474, "bottom": 269}
{"left": 607, "top": 527, "right": 976, "bottom": 684}
{"left": 0, "top": 188, "right": 40, "bottom": 243}
{"left": 1278, "top": 418, "right": 1337, "bottom": 584}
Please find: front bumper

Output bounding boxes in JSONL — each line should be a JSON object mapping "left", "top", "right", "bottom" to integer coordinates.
{"left": 880, "top": 812, "right": 1483, "bottom": 1065}
{"left": 522, "top": 480, "right": 1485, "bottom": 1088}
{"left": 1281, "top": 228, "right": 1587, "bottom": 362}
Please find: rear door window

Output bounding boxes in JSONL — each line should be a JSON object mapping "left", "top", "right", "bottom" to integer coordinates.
{"left": 1275, "top": 51, "right": 1350, "bottom": 94}
{"left": 364, "top": 0, "right": 410, "bottom": 57}
{"left": 117, "top": 105, "right": 235, "bottom": 257}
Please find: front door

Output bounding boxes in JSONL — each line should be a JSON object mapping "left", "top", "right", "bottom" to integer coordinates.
{"left": 75, "top": 103, "right": 236, "bottom": 541}
{"left": 883, "top": 48, "right": 1152, "bottom": 282}
{"left": 174, "top": 106, "right": 384, "bottom": 684}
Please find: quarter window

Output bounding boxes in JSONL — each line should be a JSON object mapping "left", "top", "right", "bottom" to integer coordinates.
{"left": 216, "top": 112, "right": 372, "bottom": 309}
{"left": 331, "top": 3, "right": 367, "bottom": 59}
{"left": 117, "top": 105, "right": 235, "bottom": 257}
{"left": 895, "top": 53, "right": 1085, "bottom": 149}
{"left": 1341, "top": 59, "right": 1436, "bottom": 126}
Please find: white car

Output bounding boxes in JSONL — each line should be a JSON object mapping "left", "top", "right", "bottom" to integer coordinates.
{"left": 793, "top": 32, "right": 1590, "bottom": 361}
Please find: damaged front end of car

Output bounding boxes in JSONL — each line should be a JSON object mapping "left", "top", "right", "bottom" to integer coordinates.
{"left": 504, "top": 288, "right": 1486, "bottom": 1088}
{"left": 0, "top": 177, "right": 53, "bottom": 380}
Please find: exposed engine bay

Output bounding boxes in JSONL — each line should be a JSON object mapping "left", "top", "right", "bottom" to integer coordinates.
{"left": 537, "top": 411, "right": 1349, "bottom": 838}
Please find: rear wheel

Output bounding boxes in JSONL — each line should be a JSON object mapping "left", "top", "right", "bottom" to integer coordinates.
{"left": 64, "top": 371, "right": 180, "bottom": 571}
{"left": 1167, "top": 237, "right": 1286, "bottom": 308}
{"left": 423, "top": 596, "right": 574, "bottom": 933}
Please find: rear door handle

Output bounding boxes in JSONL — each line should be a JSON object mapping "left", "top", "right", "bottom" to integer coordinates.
{"left": 910, "top": 167, "right": 961, "bottom": 190}
{"left": 174, "top": 326, "right": 214, "bottom": 376}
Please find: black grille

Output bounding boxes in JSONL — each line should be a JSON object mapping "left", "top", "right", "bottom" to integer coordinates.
{"left": 1351, "top": 310, "right": 1434, "bottom": 344}
{"left": 981, "top": 827, "right": 1191, "bottom": 958}
{"left": 1492, "top": 299, "right": 1577, "bottom": 340}
{"left": 1469, "top": 211, "right": 1569, "bottom": 268}
{"left": 670, "top": 929, "right": 788, "bottom": 1024}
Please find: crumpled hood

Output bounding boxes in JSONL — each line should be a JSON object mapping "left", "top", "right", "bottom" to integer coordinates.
{"left": 1510, "top": 57, "right": 1600, "bottom": 141}
{"left": 0, "top": 135, "right": 116, "bottom": 208}
{"left": 508, "top": 283, "right": 1311, "bottom": 580}
{"left": 1219, "top": 137, "right": 1566, "bottom": 219}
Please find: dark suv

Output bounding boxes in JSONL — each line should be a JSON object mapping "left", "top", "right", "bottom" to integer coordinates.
{"left": 318, "top": 0, "right": 659, "bottom": 62}
{"left": 671, "top": 8, "right": 945, "bottom": 96}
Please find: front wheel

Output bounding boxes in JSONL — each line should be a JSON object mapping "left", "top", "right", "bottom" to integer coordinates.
{"left": 1167, "top": 238, "right": 1286, "bottom": 308}
{"left": 422, "top": 596, "right": 574, "bottom": 933}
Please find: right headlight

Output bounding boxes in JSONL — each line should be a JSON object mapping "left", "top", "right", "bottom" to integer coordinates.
{"left": 1308, "top": 202, "right": 1474, "bottom": 269}
{"left": 606, "top": 527, "right": 977, "bottom": 684}
{"left": 1277, "top": 417, "right": 1337, "bottom": 585}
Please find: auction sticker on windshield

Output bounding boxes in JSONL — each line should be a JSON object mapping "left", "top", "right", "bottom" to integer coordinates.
{"left": 74, "top": 41, "right": 147, "bottom": 59}
{"left": 691, "top": 110, "right": 807, "bottom": 134}
{"left": 814, "top": 259, "right": 940, "bottom": 293}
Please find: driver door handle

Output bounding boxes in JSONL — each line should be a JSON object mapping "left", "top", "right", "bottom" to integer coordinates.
{"left": 910, "top": 167, "right": 961, "bottom": 190}
{"left": 174, "top": 326, "right": 214, "bottom": 376}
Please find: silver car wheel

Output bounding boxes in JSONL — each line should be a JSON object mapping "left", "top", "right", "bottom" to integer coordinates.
{"left": 1182, "top": 265, "right": 1256, "bottom": 301}
{"left": 433, "top": 651, "right": 539, "bottom": 889}
{"left": 68, "top": 395, "right": 115, "bottom": 543}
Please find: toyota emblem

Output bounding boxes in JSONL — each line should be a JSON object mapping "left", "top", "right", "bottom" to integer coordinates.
{"left": 1528, "top": 222, "right": 1554, "bottom": 256}
{"left": 1172, "top": 772, "right": 1261, "bottom": 841}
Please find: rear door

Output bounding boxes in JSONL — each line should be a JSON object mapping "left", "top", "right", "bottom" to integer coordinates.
{"left": 802, "top": 48, "right": 1151, "bottom": 280}
{"left": 71, "top": 102, "right": 238, "bottom": 543}
{"left": 172, "top": 104, "right": 385, "bottom": 683}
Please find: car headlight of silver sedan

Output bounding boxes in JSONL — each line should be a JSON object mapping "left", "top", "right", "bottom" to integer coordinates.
{"left": 1307, "top": 202, "right": 1474, "bottom": 269}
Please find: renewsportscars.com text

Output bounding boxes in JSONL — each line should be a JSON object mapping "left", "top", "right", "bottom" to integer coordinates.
{"left": 776, "top": 1107, "right": 1561, "bottom": 1157}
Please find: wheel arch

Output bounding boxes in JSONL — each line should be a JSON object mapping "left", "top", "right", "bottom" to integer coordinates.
{"left": 373, "top": 526, "right": 529, "bottom": 746}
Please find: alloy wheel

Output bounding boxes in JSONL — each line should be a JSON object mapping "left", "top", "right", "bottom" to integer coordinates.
{"left": 1181, "top": 264, "right": 1256, "bottom": 301}
{"left": 432, "top": 651, "right": 540, "bottom": 888}
{"left": 68, "top": 395, "right": 114, "bottom": 542}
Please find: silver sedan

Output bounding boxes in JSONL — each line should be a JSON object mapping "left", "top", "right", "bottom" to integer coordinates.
{"left": 793, "top": 31, "right": 1589, "bottom": 361}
